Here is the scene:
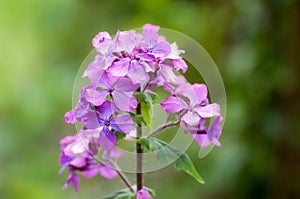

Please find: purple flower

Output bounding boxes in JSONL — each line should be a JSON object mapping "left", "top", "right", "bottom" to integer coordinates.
{"left": 82, "top": 102, "right": 134, "bottom": 149}
{"left": 63, "top": 169, "right": 80, "bottom": 192}
{"left": 64, "top": 86, "right": 92, "bottom": 124}
{"left": 166, "top": 42, "right": 188, "bottom": 73}
{"left": 193, "top": 116, "right": 223, "bottom": 147}
{"left": 136, "top": 188, "right": 151, "bottom": 199}
{"left": 59, "top": 132, "right": 120, "bottom": 192}
{"left": 162, "top": 82, "right": 220, "bottom": 125}
{"left": 84, "top": 71, "right": 138, "bottom": 111}
{"left": 92, "top": 32, "right": 111, "bottom": 50}
{"left": 140, "top": 24, "right": 171, "bottom": 58}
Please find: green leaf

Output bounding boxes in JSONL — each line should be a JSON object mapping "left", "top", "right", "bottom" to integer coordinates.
{"left": 134, "top": 92, "right": 158, "bottom": 104}
{"left": 100, "top": 188, "right": 135, "bottom": 199}
{"left": 100, "top": 186, "right": 155, "bottom": 199}
{"left": 113, "top": 131, "right": 126, "bottom": 142}
{"left": 141, "top": 101, "right": 152, "bottom": 125}
{"left": 130, "top": 113, "right": 147, "bottom": 126}
{"left": 140, "top": 138, "right": 205, "bottom": 184}
{"left": 133, "top": 92, "right": 157, "bottom": 126}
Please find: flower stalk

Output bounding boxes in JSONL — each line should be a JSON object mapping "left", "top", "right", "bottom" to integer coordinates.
{"left": 136, "top": 89, "right": 143, "bottom": 191}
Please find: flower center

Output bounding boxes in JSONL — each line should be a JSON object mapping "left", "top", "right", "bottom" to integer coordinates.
{"left": 104, "top": 120, "right": 110, "bottom": 126}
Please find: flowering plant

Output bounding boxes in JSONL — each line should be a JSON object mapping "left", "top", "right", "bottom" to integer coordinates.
{"left": 59, "top": 24, "right": 222, "bottom": 198}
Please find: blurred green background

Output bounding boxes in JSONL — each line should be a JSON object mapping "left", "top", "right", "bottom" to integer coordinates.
{"left": 1, "top": 0, "right": 299, "bottom": 198}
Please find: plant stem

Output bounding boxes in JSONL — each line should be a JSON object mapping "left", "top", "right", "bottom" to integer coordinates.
{"left": 116, "top": 170, "right": 135, "bottom": 193}
{"left": 136, "top": 91, "right": 143, "bottom": 191}
{"left": 147, "top": 119, "right": 180, "bottom": 138}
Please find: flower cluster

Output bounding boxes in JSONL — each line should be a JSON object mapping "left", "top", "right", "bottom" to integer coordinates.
{"left": 59, "top": 24, "right": 222, "bottom": 196}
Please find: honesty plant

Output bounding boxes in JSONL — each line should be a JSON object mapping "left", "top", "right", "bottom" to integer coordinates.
{"left": 59, "top": 24, "right": 223, "bottom": 198}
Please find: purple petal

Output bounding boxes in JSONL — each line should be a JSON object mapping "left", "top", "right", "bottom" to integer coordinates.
{"left": 136, "top": 53, "right": 156, "bottom": 62}
{"left": 81, "top": 165, "right": 100, "bottom": 178}
{"left": 194, "top": 134, "right": 211, "bottom": 147}
{"left": 170, "top": 58, "right": 188, "bottom": 73}
{"left": 85, "top": 89, "right": 109, "bottom": 106}
{"left": 99, "top": 165, "right": 118, "bottom": 179}
{"left": 92, "top": 32, "right": 111, "bottom": 48}
{"left": 82, "top": 111, "right": 100, "bottom": 129}
{"left": 161, "top": 96, "right": 187, "bottom": 113}
{"left": 109, "top": 58, "right": 130, "bottom": 76}
{"left": 99, "top": 127, "right": 116, "bottom": 150}
{"left": 160, "top": 63, "right": 177, "bottom": 83}
{"left": 114, "top": 77, "right": 140, "bottom": 92}
{"left": 181, "top": 111, "right": 200, "bottom": 126}
{"left": 112, "top": 90, "right": 137, "bottom": 111}
{"left": 127, "top": 61, "right": 150, "bottom": 84}
{"left": 194, "top": 103, "right": 220, "bottom": 118}
{"left": 207, "top": 116, "right": 222, "bottom": 146}
{"left": 176, "top": 83, "right": 197, "bottom": 104}
{"left": 167, "top": 42, "right": 185, "bottom": 59}
{"left": 152, "top": 41, "right": 171, "bottom": 56}
{"left": 110, "top": 115, "right": 134, "bottom": 134}
{"left": 136, "top": 188, "right": 151, "bottom": 199}
{"left": 99, "top": 102, "right": 116, "bottom": 119}
{"left": 63, "top": 171, "right": 80, "bottom": 192}
{"left": 113, "top": 30, "right": 137, "bottom": 52}
{"left": 84, "top": 64, "right": 105, "bottom": 86}
{"left": 64, "top": 110, "right": 76, "bottom": 124}
{"left": 163, "top": 82, "right": 176, "bottom": 94}
{"left": 97, "top": 71, "right": 119, "bottom": 89}
{"left": 192, "top": 84, "right": 207, "bottom": 104}
{"left": 143, "top": 24, "right": 160, "bottom": 46}
{"left": 69, "top": 156, "right": 87, "bottom": 168}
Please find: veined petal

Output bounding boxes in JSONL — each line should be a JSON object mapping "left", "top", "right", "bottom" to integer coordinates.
{"left": 96, "top": 71, "right": 117, "bottom": 89}
{"left": 99, "top": 127, "right": 116, "bottom": 150}
{"left": 194, "top": 134, "right": 211, "bottom": 147}
{"left": 85, "top": 89, "right": 109, "bottom": 106}
{"left": 181, "top": 111, "right": 200, "bottom": 126}
{"left": 82, "top": 111, "right": 100, "bottom": 129}
{"left": 194, "top": 103, "right": 220, "bottom": 118}
{"left": 109, "top": 58, "right": 130, "bottom": 76}
{"left": 161, "top": 96, "right": 187, "bottom": 113}
{"left": 99, "top": 102, "right": 116, "bottom": 119}
{"left": 170, "top": 58, "right": 188, "bottom": 73}
{"left": 112, "top": 90, "right": 136, "bottom": 111}
{"left": 160, "top": 63, "right": 177, "bottom": 83}
{"left": 192, "top": 84, "right": 207, "bottom": 104}
{"left": 110, "top": 115, "right": 135, "bottom": 134}
{"left": 152, "top": 41, "right": 171, "bottom": 57}
{"left": 114, "top": 77, "right": 140, "bottom": 92}
{"left": 92, "top": 32, "right": 111, "bottom": 48}
{"left": 207, "top": 116, "right": 222, "bottom": 146}
{"left": 143, "top": 24, "right": 159, "bottom": 46}
{"left": 127, "top": 61, "right": 149, "bottom": 84}
{"left": 176, "top": 82, "right": 193, "bottom": 98}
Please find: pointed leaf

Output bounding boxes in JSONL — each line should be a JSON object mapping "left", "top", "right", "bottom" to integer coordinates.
{"left": 140, "top": 137, "right": 204, "bottom": 184}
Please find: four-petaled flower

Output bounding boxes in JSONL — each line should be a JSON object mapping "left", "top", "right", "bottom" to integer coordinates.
{"left": 82, "top": 101, "right": 134, "bottom": 149}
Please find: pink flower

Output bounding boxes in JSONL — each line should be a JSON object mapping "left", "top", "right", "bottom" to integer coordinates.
{"left": 136, "top": 188, "right": 151, "bottom": 199}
